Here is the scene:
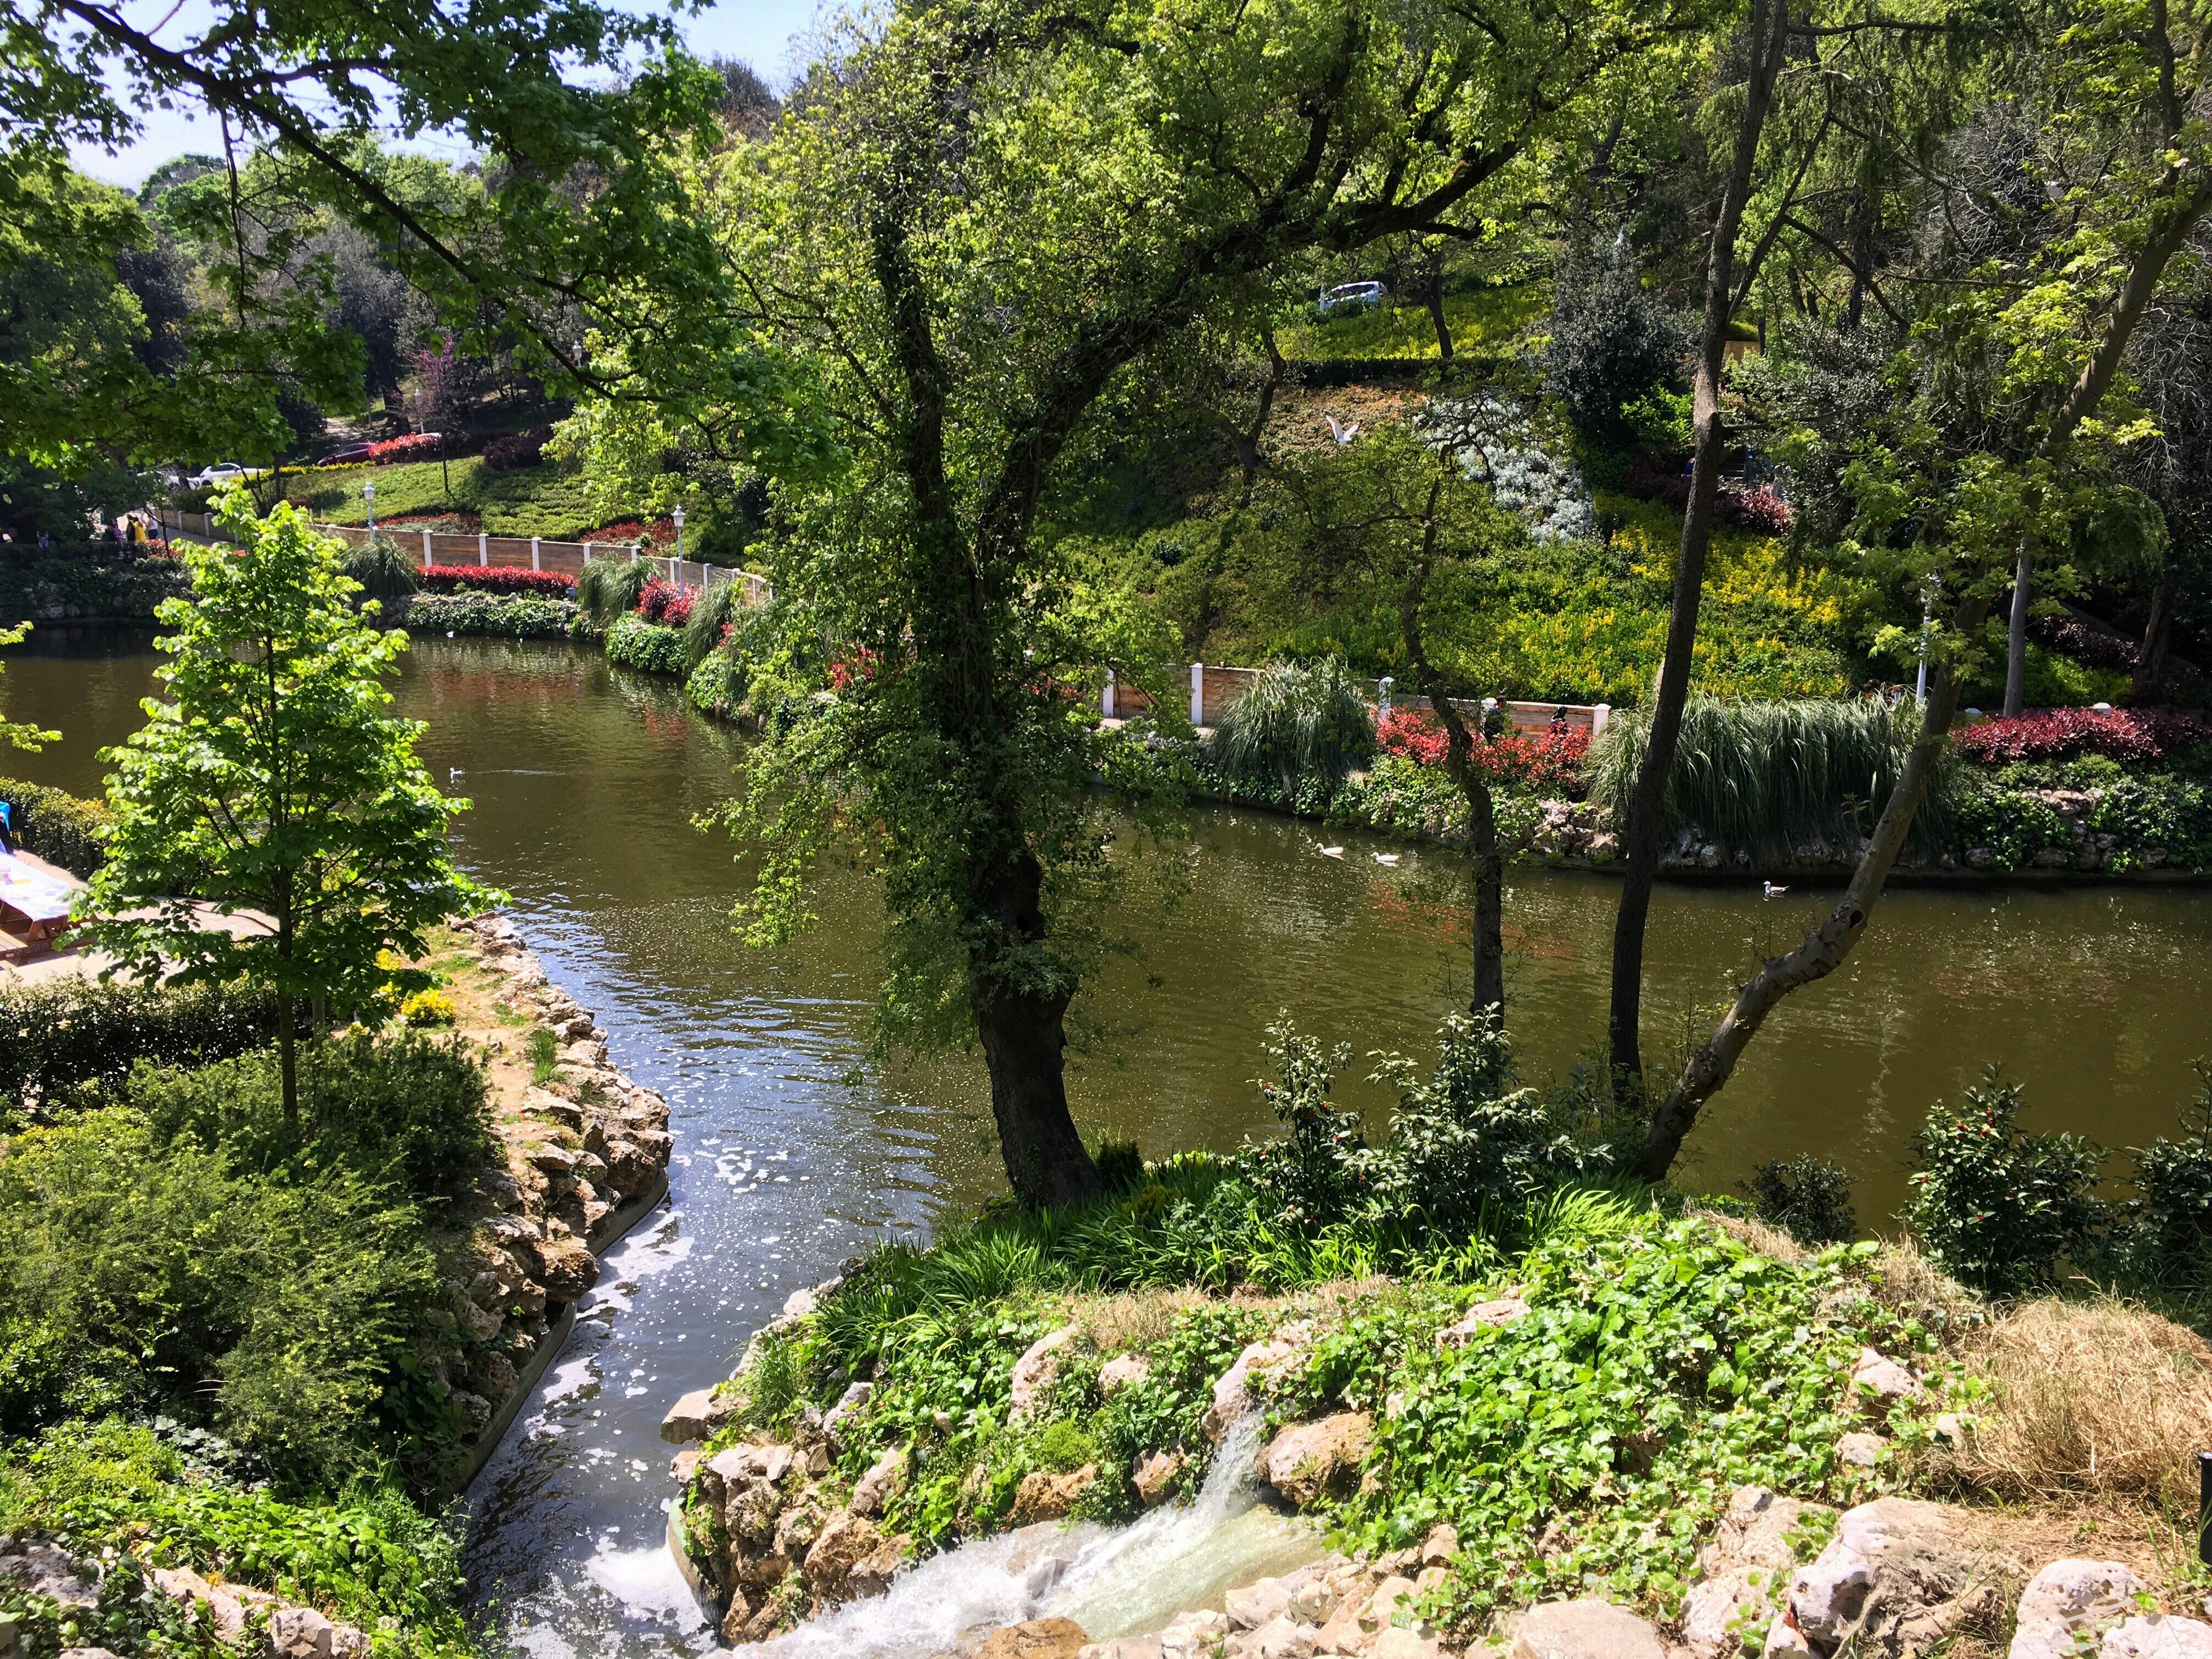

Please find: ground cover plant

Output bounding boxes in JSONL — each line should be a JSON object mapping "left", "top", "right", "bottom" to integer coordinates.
{"left": 279, "top": 459, "right": 625, "bottom": 541}
{"left": 0, "top": 777, "right": 111, "bottom": 876}
{"left": 404, "top": 593, "right": 587, "bottom": 640}
{"left": 416, "top": 566, "right": 573, "bottom": 599}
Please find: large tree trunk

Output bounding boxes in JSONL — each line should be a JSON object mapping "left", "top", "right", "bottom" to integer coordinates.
{"left": 1426, "top": 270, "right": 1454, "bottom": 366}
{"left": 969, "top": 849, "right": 1103, "bottom": 1207}
{"left": 2135, "top": 526, "right": 2179, "bottom": 699}
{"left": 1607, "top": 0, "right": 1790, "bottom": 1087}
{"left": 2002, "top": 544, "right": 2034, "bottom": 716}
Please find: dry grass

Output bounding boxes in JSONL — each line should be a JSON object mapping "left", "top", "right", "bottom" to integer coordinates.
{"left": 1690, "top": 1205, "right": 1809, "bottom": 1265}
{"left": 1064, "top": 1288, "right": 1210, "bottom": 1355}
{"left": 1933, "top": 1296, "right": 2212, "bottom": 1514}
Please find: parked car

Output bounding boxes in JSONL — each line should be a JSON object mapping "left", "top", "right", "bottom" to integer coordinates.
{"left": 323, "top": 442, "right": 376, "bottom": 465}
{"left": 187, "top": 462, "right": 251, "bottom": 487}
{"left": 1318, "top": 280, "right": 1387, "bottom": 313}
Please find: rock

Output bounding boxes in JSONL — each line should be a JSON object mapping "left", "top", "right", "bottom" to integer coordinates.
{"left": 2012, "top": 1560, "right": 2145, "bottom": 1659}
{"left": 1245, "top": 1615, "right": 1319, "bottom": 1659}
{"left": 1681, "top": 1488, "right": 1837, "bottom": 1659}
{"left": 1228, "top": 1578, "right": 1297, "bottom": 1632}
{"left": 783, "top": 1285, "right": 822, "bottom": 1319}
{"left": 270, "top": 1607, "right": 345, "bottom": 1659}
{"left": 803, "top": 1512, "right": 906, "bottom": 1606}
{"left": 1437, "top": 1296, "right": 1528, "bottom": 1346}
{"left": 1761, "top": 1615, "right": 1815, "bottom": 1657}
{"left": 1009, "top": 1328, "right": 1075, "bottom": 1423}
{"left": 1420, "top": 1525, "right": 1458, "bottom": 1567}
{"left": 1849, "top": 1349, "right": 1925, "bottom": 1409}
{"left": 853, "top": 1447, "right": 910, "bottom": 1517}
{"left": 1509, "top": 1600, "right": 1670, "bottom": 1659}
{"left": 59, "top": 1650, "right": 122, "bottom": 1659}
{"left": 1787, "top": 1498, "right": 2005, "bottom": 1657}
{"left": 0, "top": 1542, "right": 98, "bottom": 1609}
{"left": 1837, "top": 1432, "right": 1886, "bottom": 1468}
{"left": 773, "top": 1494, "right": 829, "bottom": 1560}
{"left": 1202, "top": 1325, "right": 1310, "bottom": 1441}
{"left": 2103, "top": 1618, "right": 2212, "bottom": 1657}
{"left": 823, "top": 1380, "right": 873, "bottom": 1447}
{"left": 533, "top": 1236, "right": 598, "bottom": 1301}
{"left": 670, "top": 1447, "right": 701, "bottom": 1483}
{"left": 524, "top": 1087, "right": 584, "bottom": 1128}
{"left": 974, "top": 1620, "right": 1091, "bottom": 1659}
{"left": 1079, "top": 1642, "right": 1164, "bottom": 1659}
{"left": 718, "top": 1590, "right": 757, "bottom": 1645}
{"left": 1011, "top": 1464, "right": 1096, "bottom": 1526}
{"left": 1132, "top": 1450, "right": 1183, "bottom": 1506}
{"left": 1369, "top": 1633, "right": 1442, "bottom": 1659}
{"left": 661, "top": 1387, "right": 735, "bottom": 1444}
{"left": 1264, "top": 1413, "right": 1372, "bottom": 1508}
{"left": 1098, "top": 1355, "right": 1152, "bottom": 1397}
{"left": 1161, "top": 1611, "right": 1230, "bottom": 1659}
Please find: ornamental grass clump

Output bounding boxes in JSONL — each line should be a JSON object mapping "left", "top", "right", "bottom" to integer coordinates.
{"left": 575, "top": 555, "right": 651, "bottom": 625}
{"left": 1588, "top": 695, "right": 1944, "bottom": 859}
{"left": 1207, "top": 657, "right": 1375, "bottom": 802}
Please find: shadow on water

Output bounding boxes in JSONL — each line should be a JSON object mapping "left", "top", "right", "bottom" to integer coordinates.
{"left": 7, "top": 630, "right": 2211, "bottom": 1659}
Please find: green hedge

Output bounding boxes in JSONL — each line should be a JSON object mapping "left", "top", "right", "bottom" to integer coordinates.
{"left": 0, "top": 776, "right": 112, "bottom": 876}
{"left": 404, "top": 591, "right": 589, "bottom": 640}
{"left": 605, "top": 614, "right": 687, "bottom": 676}
{"left": 0, "top": 978, "right": 278, "bottom": 1105}
{"left": 0, "top": 550, "right": 189, "bottom": 622}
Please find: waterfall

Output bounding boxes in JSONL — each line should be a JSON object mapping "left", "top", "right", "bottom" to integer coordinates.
{"left": 751, "top": 1413, "right": 1321, "bottom": 1658}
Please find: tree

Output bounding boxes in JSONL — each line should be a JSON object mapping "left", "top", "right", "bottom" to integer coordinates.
{"left": 86, "top": 493, "right": 490, "bottom": 1121}
{"left": 568, "top": 0, "right": 1685, "bottom": 1205}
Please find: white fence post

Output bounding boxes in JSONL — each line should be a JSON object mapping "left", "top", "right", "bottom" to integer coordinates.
{"left": 584, "top": 540, "right": 593, "bottom": 563}
{"left": 1102, "top": 670, "right": 1116, "bottom": 720}
{"left": 1592, "top": 703, "right": 1611, "bottom": 736}
{"left": 630, "top": 543, "right": 639, "bottom": 563}
{"left": 477, "top": 533, "right": 488, "bottom": 567}
{"left": 1378, "top": 676, "right": 1393, "bottom": 721}
{"left": 1189, "top": 662, "right": 1205, "bottom": 727}
{"left": 531, "top": 537, "right": 541, "bottom": 572}
{"left": 421, "top": 528, "right": 432, "bottom": 569}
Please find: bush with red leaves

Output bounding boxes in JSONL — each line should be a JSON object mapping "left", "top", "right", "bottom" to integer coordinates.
{"left": 419, "top": 565, "right": 574, "bottom": 597}
{"left": 369, "top": 433, "right": 441, "bottom": 464}
{"left": 483, "top": 427, "right": 552, "bottom": 472}
{"left": 1619, "top": 456, "right": 1793, "bottom": 533}
{"left": 2029, "top": 611, "right": 2140, "bottom": 670}
{"left": 1955, "top": 706, "right": 2212, "bottom": 765}
{"left": 1377, "top": 707, "right": 1592, "bottom": 786}
{"left": 634, "top": 578, "right": 693, "bottom": 627}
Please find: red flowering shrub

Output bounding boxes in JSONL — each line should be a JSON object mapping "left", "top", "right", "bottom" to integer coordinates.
{"left": 1956, "top": 707, "right": 2212, "bottom": 766}
{"left": 419, "top": 565, "right": 574, "bottom": 597}
{"left": 2029, "top": 612, "right": 2140, "bottom": 669}
{"left": 368, "top": 433, "right": 440, "bottom": 464}
{"left": 1620, "top": 457, "right": 1794, "bottom": 532}
{"left": 633, "top": 578, "right": 693, "bottom": 627}
{"left": 1376, "top": 708, "right": 1592, "bottom": 787}
{"left": 482, "top": 427, "right": 551, "bottom": 472}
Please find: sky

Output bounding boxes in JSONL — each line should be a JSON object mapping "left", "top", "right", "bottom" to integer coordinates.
{"left": 65, "top": 0, "right": 825, "bottom": 189}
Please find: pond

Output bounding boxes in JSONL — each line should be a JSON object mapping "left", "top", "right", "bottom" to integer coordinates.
{"left": 8, "top": 627, "right": 2211, "bottom": 1659}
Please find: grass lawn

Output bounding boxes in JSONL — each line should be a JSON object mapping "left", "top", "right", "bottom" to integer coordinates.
{"left": 1276, "top": 282, "right": 1547, "bottom": 362}
{"left": 278, "top": 458, "right": 620, "bottom": 539}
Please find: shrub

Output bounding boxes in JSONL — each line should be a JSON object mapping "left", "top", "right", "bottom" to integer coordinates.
{"left": 633, "top": 576, "right": 693, "bottom": 627}
{"left": 1955, "top": 706, "right": 2212, "bottom": 766}
{"left": 1618, "top": 456, "right": 1794, "bottom": 532}
{"left": 1376, "top": 709, "right": 1592, "bottom": 789}
{"left": 368, "top": 435, "right": 439, "bottom": 465}
{"left": 1208, "top": 658, "right": 1374, "bottom": 800}
{"left": 127, "top": 1032, "right": 496, "bottom": 1204}
{"left": 0, "top": 776, "right": 112, "bottom": 876}
{"left": 2108, "top": 1064, "right": 2212, "bottom": 1292}
{"left": 481, "top": 428, "right": 550, "bottom": 472}
{"left": 1900, "top": 1068, "right": 2103, "bottom": 1296}
{"left": 340, "top": 536, "right": 421, "bottom": 606}
{"left": 416, "top": 565, "right": 573, "bottom": 598}
{"left": 2030, "top": 611, "right": 2139, "bottom": 669}
{"left": 575, "top": 556, "right": 650, "bottom": 626}
{"left": 1242, "top": 1017, "right": 1364, "bottom": 1228}
{"left": 398, "top": 988, "right": 456, "bottom": 1028}
{"left": 1587, "top": 696, "right": 1940, "bottom": 860}
{"left": 0, "top": 1108, "right": 438, "bottom": 1488}
{"left": 0, "top": 978, "right": 276, "bottom": 1107}
{"left": 1543, "top": 237, "right": 1687, "bottom": 435}
{"left": 404, "top": 592, "right": 583, "bottom": 640}
{"left": 1740, "top": 1155, "right": 1858, "bottom": 1245}
{"left": 605, "top": 614, "right": 690, "bottom": 676}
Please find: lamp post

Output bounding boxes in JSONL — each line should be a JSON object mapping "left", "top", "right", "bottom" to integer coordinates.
{"left": 673, "top": 503, "right": 685, "bottom": 564}
{"left": 364, "top": 480, "right": 375, "bottom": 539}
{"left": 1915, "top": 581, "right": 1933, "bottom": 703}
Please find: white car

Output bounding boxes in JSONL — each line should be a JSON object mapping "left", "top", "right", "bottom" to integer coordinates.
{"left": 1318, "top": 280, "right": 1387, "bottom": 313}
{"left": 188, "top": 462, "right": 252, "bottom": 488}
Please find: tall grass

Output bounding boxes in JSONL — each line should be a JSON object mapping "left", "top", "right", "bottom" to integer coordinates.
{"left": 341, "top": 537, "right": 421, "bottom": 606}
{"left": 1207, "top": 657, "right": 1375, "bottom": 798}
{"left": 1586, "top": 695, "right": 1955, "bottom": 858}
{"left": 680, "top": 579, "right": 744, "bottom": 669}
{"left": 575, "top": 556, "right": 650, "bottom": 627}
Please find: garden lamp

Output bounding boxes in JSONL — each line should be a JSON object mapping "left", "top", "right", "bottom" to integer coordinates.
{"left": 673, "top": 503, "right": 685, "bottom": 563}
{"left": 364, "top": 479, "right": 376, "bottom": 538}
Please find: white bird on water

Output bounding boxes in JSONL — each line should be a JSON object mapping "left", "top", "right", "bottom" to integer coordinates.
{"left": 1762, "top": 881, "right": 1788, "bottom": 898}
{"left": 450, "top": 768, "right": 465, "bottom": 782}
{"left": 1373, "top": 851, "right": 1401, "bottom": 865}
{"left": 1325, "top": 414, "right": 1361, "bottom": 445}
{"left": 1318, "top": 845, "right": 1346, "bottom": 860}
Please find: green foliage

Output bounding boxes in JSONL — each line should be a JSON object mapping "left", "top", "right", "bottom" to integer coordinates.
{"left": 289, "top": 459, "right": 622, "bottom": 540}
{"left": 604, "top": 614, "right": 689, "bottom": 676}
{"left": 1545, "top": 237, "right": 1686, "bottom": 436}
{"left": 1587, "top": 696, "right": 1944, "bottom": 859}
{"left": 0, "top": 775, "right": 113, "bottom": 876}
{"left": 1304, "top": 1217, "right": 1917, "bottom": 1632}
{"left": 1740, "top": 1156, "right": 1859, "bottom": 1245}
{"left": 526, "top": 1025, "right": 559, "bottom": 1087}
{"left": 1274, "top": 285, "right": 1543, "bottom": 363}
{"left": 0, "top": 1420, "right": 478, "bottom": 1659}
{"left": 0, "top": 1106, "right": 439, "bottom": 1489}
{"left": 685, "top": 648, "right": 749, "bottom": 719}
{"left": 1207, "top": 659, "right": 1375, "bottom": 803}
{"left": 575, "top": 557, "right": 650, "bottom": 627}
{"left": 0, "top": 1532, "right": 209, "bottom": 1659}
{"left": 2109, "top": 1064, "right": 2212, "bottom": 1294}
{"left": 681, "top": 579, "right": 744, "bottom": 669}
{"left": 86, "top": 495, "right": 492, "bottom": 1105}
{"left": 1901, "top": 1069, "right": 2103, "bottom": 1296}
{"left": 0, "top": 549, "right": 190, "bottom": 625}
{"left": 403, "top": 592, "right": 584, "bottom": 640}
{"left": 126, "top": 1034, "right": 495, "bottom": 1205}
{"left": 1244, "top": 1018, "right": 1365, "bottom": 1229}
{"left": 0, "top": 978, "right": 275, "bottom": 1112}
{"left": 341, "top": 537, "right": 420, "bottom": 605}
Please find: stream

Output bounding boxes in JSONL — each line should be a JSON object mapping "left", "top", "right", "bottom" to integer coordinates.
{"left": 9, "top": 627, "right": 2212, "bottom": 1659}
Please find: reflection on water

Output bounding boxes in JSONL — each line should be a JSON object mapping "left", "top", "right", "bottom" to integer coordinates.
{"left": 9, "top": 626, "right": 2212, "bottom": 1659}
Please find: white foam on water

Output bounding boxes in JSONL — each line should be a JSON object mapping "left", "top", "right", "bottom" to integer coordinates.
{"left": 752, "top": 1413, "right": 1318, "bottom": 1659}
{"left": 541, "top": 1351, "right": 598, "bottom": 1406}
{"left": 585, "top": 1542, "right": 714, "bottom": 1633}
